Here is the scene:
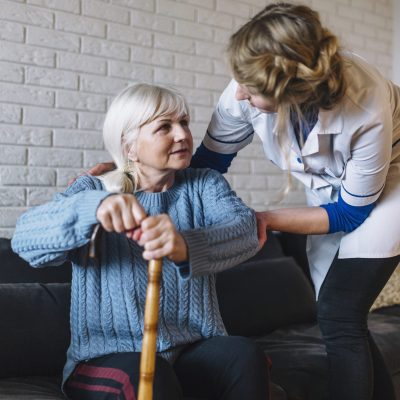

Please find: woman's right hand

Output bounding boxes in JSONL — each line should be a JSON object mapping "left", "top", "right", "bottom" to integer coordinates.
{"left": 256, "top": 211, "right": 269, "bottom": 248}
{"left": 67, "top": 162, "right": 116, "bottom": 186}
{"left": 96, "top": 194, "right": 146, "bottom": 235}
{"left": 87, "top": 161, "right": 116, "bottom": 176}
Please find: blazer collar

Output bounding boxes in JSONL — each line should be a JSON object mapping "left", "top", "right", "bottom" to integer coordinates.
{"left": 301, "top": 104, "right": 344, "bottom": 156}
{"left": 317, "top": 103, "right": 344, "bottom": 134}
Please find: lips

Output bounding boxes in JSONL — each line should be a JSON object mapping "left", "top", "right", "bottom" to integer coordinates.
{"left": 170, "top": 148, "right": 188, "bottom": 155}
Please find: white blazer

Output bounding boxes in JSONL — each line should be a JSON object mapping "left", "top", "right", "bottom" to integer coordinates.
{"left": 204, "top": 53, "right": 400, "bottom": 296}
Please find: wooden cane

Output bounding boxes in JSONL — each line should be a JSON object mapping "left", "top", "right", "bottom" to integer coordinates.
{"left": 138, "top": 258, "right": 163, "bottom": 400}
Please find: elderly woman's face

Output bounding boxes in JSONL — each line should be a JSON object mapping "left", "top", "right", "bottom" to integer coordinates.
{"left": 131, "top": 114, "right": 193, "bottom": 174}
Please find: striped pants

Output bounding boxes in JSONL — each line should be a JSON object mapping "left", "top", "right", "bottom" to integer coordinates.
{"left": 64, "top": 336, "right": 270, "bottom": 400}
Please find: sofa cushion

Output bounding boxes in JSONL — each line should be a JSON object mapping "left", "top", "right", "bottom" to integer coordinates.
{"left": 217, "top": 257, "right": 317, "bottom": 336}
{"left": 257, "top": 322, "right": 329, "bottom": 400}
{"left": 0, "top": 376, "right": 64, "bottom": 399}
{"left": 0, "top": 283, "right": 70, "bottom": 378}
{"left": 0, "top": 377, "right": 288, "bottom": 400}
{"left": 0, "top": 238, "right": 71, "bottom": 284}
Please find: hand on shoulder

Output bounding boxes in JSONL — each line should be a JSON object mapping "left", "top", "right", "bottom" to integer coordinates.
{"left": 67, "top": 161, "right": 116, "bottom": 186}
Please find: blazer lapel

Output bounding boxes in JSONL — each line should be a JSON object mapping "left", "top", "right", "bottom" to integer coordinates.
{"left": 301, "top": 105, "right": 344, "bottom": 157}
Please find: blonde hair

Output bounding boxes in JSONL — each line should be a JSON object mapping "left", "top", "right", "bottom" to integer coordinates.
{"left": 228, "top": 2, "right": 347, "bottom": 137}
{"left": 100, "top": 83, "right": 189, "bottom": 193}
{"left": 227, "top": 2, "right": 347, "bottom": 202}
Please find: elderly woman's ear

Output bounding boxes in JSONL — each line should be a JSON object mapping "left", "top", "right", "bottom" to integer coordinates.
{"left": 127, "top": 146, "right": 138, "bottom": 163}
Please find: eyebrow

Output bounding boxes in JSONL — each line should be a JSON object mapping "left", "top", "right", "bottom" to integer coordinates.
{"left": 154, "top": 115, "right": 189, "bottom": 124}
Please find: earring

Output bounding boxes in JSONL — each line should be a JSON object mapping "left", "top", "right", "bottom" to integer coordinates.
{"left": 123, "top": 159, "right": 133, "bottom": 174}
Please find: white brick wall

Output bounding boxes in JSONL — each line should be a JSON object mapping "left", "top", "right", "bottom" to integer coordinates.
{"left": 0, "top": 0, "right": 395, "bottom": 237}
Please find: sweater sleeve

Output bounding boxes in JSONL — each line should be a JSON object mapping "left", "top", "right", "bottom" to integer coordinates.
{"left": 179, "top": 169, "right": 259, "bottom": 279}
{"left": 11, "top": 175, "right": 110, "bottom": 267}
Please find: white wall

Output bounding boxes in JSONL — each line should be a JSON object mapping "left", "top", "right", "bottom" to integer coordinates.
{"left": 0, "top": 0, "right": 395, "bottom": 237}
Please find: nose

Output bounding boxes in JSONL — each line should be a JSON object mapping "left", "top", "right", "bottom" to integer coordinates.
{"left": 235, "top": 84, "right": 250, "bottom": 101}
{"left": 173, "top": 124, "right": 191, "bottom": 142}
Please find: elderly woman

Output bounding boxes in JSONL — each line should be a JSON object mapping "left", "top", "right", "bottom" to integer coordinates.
{"left": 11, "top": 83, "right": 269, "bottom": 400}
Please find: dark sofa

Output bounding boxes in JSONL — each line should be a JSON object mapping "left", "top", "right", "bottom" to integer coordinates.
{"left": 1, "top": 233, "right": 399, "bottom": 400}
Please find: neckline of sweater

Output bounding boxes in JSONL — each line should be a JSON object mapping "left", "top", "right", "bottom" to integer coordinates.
{"left": 134, "top": 170, "right": 184, "bottom": 208}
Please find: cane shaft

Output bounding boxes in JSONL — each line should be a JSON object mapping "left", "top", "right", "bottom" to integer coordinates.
{"left": 138, "top": 259, "right": 163, "bottom": 400}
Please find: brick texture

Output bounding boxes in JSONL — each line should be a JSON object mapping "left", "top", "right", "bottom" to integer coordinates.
{"left": 0, "top": 0, "right": 395, "bottom": 237}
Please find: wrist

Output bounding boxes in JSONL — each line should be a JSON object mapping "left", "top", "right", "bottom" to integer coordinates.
{"left": 256, "top": 210, "right": 272, "bottom": 228}
{"left": 169, "top": 234, "right": 188, "bottom": 263}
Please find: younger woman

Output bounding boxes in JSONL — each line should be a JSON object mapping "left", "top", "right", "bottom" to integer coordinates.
{"left": 191, "top": 3, "right": 400, "bottom": 400}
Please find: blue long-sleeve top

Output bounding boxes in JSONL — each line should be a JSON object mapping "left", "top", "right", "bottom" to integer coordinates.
{"left": 11, "top": 168, "right": 258, "bottom": 387}
{"left": 191, "top": 108, "right": 375, "bottom": 233}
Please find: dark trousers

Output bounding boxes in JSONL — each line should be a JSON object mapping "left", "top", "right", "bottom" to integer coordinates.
{"left": 65, "top": 336, "right": 270, "bottom": 400}
{"left": 317, "top": 254, "right": 400, "bottom": 400}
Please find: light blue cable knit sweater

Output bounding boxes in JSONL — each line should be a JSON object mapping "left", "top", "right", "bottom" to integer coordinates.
{"left": 11, "top": 168, "right": 258, "bottom": 386}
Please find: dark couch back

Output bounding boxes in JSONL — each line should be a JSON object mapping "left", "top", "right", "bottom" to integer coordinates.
{"left": 0, "top": 238, "right": 72, "bottom": 377}
{"left": 0, "top": 238, "right": 71, "bottom": 284}
{"left": 217, "top": 233, "right": 316, "bottom": 336}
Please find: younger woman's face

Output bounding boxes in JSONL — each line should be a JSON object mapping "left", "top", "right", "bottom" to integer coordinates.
{"left": 130, "top": 113, "right": 193, "bottom": 174}
{"left": 235, "top": 83, "right": 277, "bottom": 113}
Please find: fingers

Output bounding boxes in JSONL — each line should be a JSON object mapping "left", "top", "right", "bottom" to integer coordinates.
{"left": 97, "top": 202, "right": 188, "bottom": 262}
{"left": 109, "top": 209, "right": 125, "bottom": 233}
{"left": 131, "top": 200, "right": 146, "bottom": 225}
{"left": 256, "top": 211, "right": 268, "bottom": 248}
{"left": 67, "top": 177, "right": 78, "bottom": 186}
{"left": 260, "top": 230, "right": 268, "bottom": 248}
{"left": 68, "top": 161, "right": 116, "bottom": 187}
{"left": 139, "top": 215, "right": 188, "bottom": 262}
{"left": 126, "top": 227, "right": 142, "bottom": 241}
{"left": 67, "top": 173, "right": 84, "bottom": 187}
{"left": 87, "top": 161, "right": 116, "bottom": 177}
{"left": 139, "top": 215, "right": 169, "bottom": 247}
{"left": 120, "top": 200, "right": 136, "bottom": 231}
{"left": 96, "top": 194, "right": 146, "bottom": 233}
{"left": 142, "top": 239, "right": 171, "bottom": 261}
{"left": 98, "top": 211, "right": 114, "bottom": 232}
{"left": 257, "top": 219, "right": 267, "bottom": 248}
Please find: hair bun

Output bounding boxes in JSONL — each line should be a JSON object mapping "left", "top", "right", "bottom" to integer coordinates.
{"left": 228, "top": 2, "right": 346, "bottom": 109}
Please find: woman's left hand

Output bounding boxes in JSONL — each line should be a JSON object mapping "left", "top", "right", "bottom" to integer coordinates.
{"left": 256, "top": 211, "right": 269, "bottom": 248}
{"left": 138, "top": 214, "right": 188, "bottom": 263}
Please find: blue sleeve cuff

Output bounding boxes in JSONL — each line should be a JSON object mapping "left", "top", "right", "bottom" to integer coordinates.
{"left": 320, "top": 192, "right": 376, "bottom": 233}
{"left": 190, "top": 143, "right": 237, "bottom": 174}
{"left": 174, "top": 261, "right": 190, "bottom": 279}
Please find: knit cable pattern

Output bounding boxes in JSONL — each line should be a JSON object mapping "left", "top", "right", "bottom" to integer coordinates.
{"left": 11, "top": 168, "right": 259, "bottom": 386}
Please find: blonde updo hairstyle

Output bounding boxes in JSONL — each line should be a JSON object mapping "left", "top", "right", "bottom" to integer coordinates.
{"left": 228, "top": 2, "right": 347, "bottom": 138}
{"left": 99, "top": 83, "right": 189, "bottom": 193}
